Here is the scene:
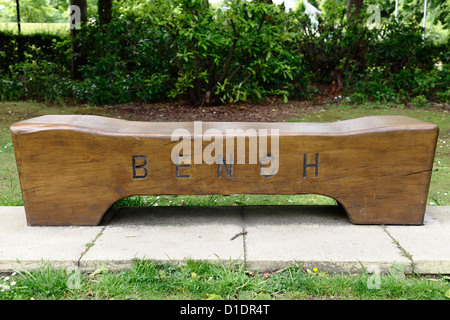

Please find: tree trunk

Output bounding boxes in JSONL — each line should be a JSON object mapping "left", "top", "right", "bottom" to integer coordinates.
{"left": 346, "top": 0, "right": 364, "bottom": 22}
{"left": 70, "top": 0, "right": 87, "bottom": 80}
{"left": 15, "top": 0, "right": 24, "bottom": 63}
{"left": 346, "top": 0, "right": 366, "bottom": 81}
{"left": 98, "top": 0, "right": 113, "bottom": 26}
{"left": 15, "top": 0, "right": 21, "bottom": 33}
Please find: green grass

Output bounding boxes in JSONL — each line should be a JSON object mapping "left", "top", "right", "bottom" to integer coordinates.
{"left": 1, "top": 259, "right": 449, "bottom": 300}
{"left": 0, "top": 101, "right": 448, "bottom": 207}
{"left": 114, "top": 194, "right": 337, "bottom": 208}
{"left": 0, "top": 23, "right": 68, "bottom": 35}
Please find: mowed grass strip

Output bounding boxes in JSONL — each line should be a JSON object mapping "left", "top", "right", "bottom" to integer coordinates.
{"left": 0, "top": 23, "right": 68, "bottom": 35}
{"left": 0, "top": 259, "right": 449, "bottom": 300}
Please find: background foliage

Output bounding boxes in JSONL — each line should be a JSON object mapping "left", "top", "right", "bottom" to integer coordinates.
{"left": 0, "top": 0, "right": 449, "bottom": 105}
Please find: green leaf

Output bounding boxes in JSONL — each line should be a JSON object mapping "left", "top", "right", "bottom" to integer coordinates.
{"left": 254, "top": 293, "right": 272, "bottom": 300}
{"left": 445, "top": 289, "right": 450, "bottom": 299}
{"left": 389, "top": 263, "right": 405, "bottom": 280}
{"left": 238, "top": 291, "right": 253, "bottom": 300}
{"left": 191, "top": 272, "right": 201, "bottom": 280}
{"left": 89, "top": 267, "right": 108, "bottom": 278}
{"left": 205, "top": 294, "right": 223, "bottom": 300}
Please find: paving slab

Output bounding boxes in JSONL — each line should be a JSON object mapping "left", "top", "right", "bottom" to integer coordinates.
{"left": 385, "top": 206, "right": 450, "bottom": 274}
{"left": 0, "top": 205, "right": 449, "bottom": 274}
{"left": 79, "top": 206, "right": 245, "bottom": 271}
{"left": 0, "top": 206, "right": 102, "bottom": 272}
{"left": 242, "top": 205, "right": 412, "bottom": 273}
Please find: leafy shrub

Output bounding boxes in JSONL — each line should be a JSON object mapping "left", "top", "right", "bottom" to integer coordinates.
{"left": 72, "top": 11, "right": 173, "bottom": 105}
{"left": 411, "top": 94, "right": 428, "bottom": 108}
{"left": 0, "top": 32, "right": 69, "bottom": 74}
{"left": 0, "top": 72, "right": 25, "bottom": 101}
{"left": 71, "top": 0, "right": 309, "bottom": 106}
{"left": 9, "top": 60, "right": 72, "bottom": 102}
{"left": 294, "top": 13, "right": 448, "bottom": 103}
{"left": 367, "top": 20, "right": 440, "bottom": 74}
{"left": 140, "top": 0, "right": 308, "bottom": 106}
{"left": 351, "top": 71, "right": 398, "bottom": 102}
{"left": 0, "top": 1, "right": 447, "bottom": 106}
{"left": 350, "top": 63, "right": 450, "bottom": 103}
{"left": 343, "top": 20, "right": 448, "bottom": 104}
{"left": 294, "top": 11, "right": 378, "bottom": 88}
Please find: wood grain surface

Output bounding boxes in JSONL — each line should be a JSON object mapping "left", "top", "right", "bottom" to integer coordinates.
{"left": 11, "top": 115, "right": 438, "bottom": 226}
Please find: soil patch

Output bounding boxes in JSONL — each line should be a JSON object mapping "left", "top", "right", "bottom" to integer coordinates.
{"left": 109, "top": 97, "right": 330, "bottom": 122}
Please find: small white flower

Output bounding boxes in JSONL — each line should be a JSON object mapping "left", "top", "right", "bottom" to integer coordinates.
{"left": 0, "top": 283, "right": 10, "bottom": 291}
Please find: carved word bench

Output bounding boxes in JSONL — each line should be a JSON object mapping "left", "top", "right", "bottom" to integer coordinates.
{"left": 11, "top": 115, "right": 438, "bottom": 226}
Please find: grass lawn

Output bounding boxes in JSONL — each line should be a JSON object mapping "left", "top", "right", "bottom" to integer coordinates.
{"left": 1, "top": 259, "right": 449, "bottom": 300}
{"left": 0, "top": 23, "right": 68, "bottom": 35}
{"left": 0, "top": 101, "right": 448, "bottom": 207}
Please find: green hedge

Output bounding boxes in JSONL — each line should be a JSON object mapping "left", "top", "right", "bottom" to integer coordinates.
{"left": 0, "top": 32, "right": 70, "bottom": 74}
{"left": 0, "top": 0, "right": 448, "bottom": 105}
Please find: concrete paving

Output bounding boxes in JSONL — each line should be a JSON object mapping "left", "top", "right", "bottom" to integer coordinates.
{"left": 0, "top": 205, "right": 449, "bottom": 274}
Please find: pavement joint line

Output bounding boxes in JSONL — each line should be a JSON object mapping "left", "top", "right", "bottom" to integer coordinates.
{"left": 76, "top": 205, "right": 122, "bottom": 268}
{"left": 382, "top": 225, "right": 415, "bottom": 273}
{"left": 77, "top": 226, "right": 107, "bottom": 268}
{"left": 240, "top": 206, "right": 247, "bottom": 269}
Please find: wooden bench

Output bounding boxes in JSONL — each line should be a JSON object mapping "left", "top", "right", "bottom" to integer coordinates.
{"left": 10, "top": 115, "right": 438, "bottom": 226}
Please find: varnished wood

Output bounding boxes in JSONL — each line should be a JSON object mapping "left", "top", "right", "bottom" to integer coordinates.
{"left": 11, "top": 115, "right": 438, "bottom": 226}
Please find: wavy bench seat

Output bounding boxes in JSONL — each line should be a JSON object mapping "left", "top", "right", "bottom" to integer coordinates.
{"left": 10, "top": 115, "right": 438, "bottom": 226}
